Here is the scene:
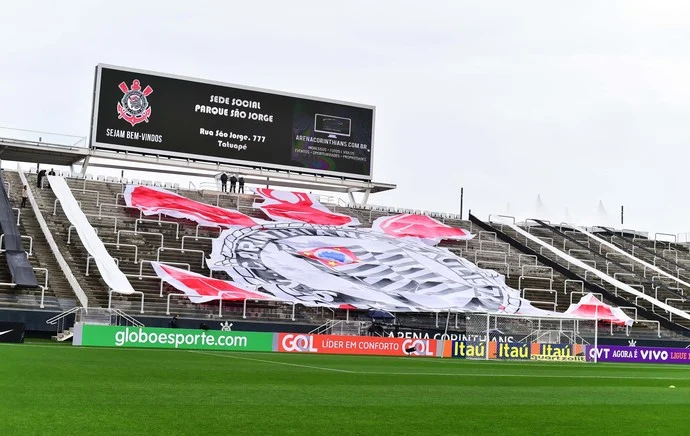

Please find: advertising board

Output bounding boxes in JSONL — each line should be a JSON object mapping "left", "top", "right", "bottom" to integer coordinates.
{"left": 73, "top": 324, "right": 273, "bottom": 352}
{"left": 91, "top": 64, "right": 375, "bottom": 179}
{"left": 586, "top": 345, "right": 690, "bottom": 364}
{"left": 446, "top": 341, "right": 585, "bottom": 361}
{"left": 277, "top": 333, "right": 443, "bottom": 357}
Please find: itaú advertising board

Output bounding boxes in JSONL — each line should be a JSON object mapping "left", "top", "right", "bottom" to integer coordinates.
{"left": 277, "top": 333, "right": 444, "bottom": 357}
{"left": 443, "top": 341, "right": 586, "bottom": 361}
{"left": 90, "top": 64, "right": 375, "bottom": 180}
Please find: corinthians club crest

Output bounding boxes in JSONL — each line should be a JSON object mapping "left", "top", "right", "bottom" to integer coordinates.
{"left": 209, "top": 223, "right": 535, "bottom": 314}
{"left": 117, "top": 79, "right": 153, "bottom": 126}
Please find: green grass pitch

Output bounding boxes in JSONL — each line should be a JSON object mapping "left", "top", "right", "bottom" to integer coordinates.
{"left": 1, "top": 342, "right": 689, "bottom": 435}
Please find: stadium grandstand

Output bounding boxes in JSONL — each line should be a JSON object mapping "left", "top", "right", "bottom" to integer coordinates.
{"left": 0, "top": 136, "right": 689, "bottom": 343}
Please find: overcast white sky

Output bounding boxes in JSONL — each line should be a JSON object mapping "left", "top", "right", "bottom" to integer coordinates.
{"left": 2, "top": 0, "right": 690, "bottom": 236}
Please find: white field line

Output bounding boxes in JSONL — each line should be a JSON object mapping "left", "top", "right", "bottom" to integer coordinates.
{"left": 7, "top": 343, "right": 690, "bottom": 377}
{"left": 189, "top": 350, "right": 356, "bottom": 373}
{"left": 359, "top": 371, "right": 688, "bottom": 380}
{"left": 190, "top": 351, "right": 690, "bottom": 380}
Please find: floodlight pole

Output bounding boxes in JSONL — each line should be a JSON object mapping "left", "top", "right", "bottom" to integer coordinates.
{"left": 485, "top": 313, "right": 490, "bottom": 361}
{"left": 594, "top": 305, "right": 599, "bottom": 364}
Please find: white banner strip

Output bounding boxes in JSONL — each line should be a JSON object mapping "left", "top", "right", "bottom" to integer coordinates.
{"left": 570, "top": 225, "right": 690, "bottom": 291}
{"left": 49, "top": 176, "right": 135, "bottom": 294}
{"left": 506, "top": 222, "right": 690, "bottom": 322}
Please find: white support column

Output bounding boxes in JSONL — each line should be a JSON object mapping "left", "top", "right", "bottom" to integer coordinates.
{"left": 79, "top": 155, "right": 91, "bottom": 177}
{"left": 360, "top": 188, "right": 371, "bottom": 206}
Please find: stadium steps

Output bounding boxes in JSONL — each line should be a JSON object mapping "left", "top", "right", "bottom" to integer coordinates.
{"left": 0, "top": 171, "right": 72, "bottom": 310}
{"left": 526, "top": 220, "right": 690, "bottom": 331}
{"left": 25, "top": 177, "right": 303, "bottom": 321}
{"left": 51, "top": 326, "right": 73, "bottom": 342}
{"left": 471, "top": 215, "right": 689, "bottom": 339}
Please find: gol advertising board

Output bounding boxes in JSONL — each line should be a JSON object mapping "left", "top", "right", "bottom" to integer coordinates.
{"left": 586, "top": 345, "right": 690, "bottom": 364}
{"left": 277, "top": 333, "right": 443, "bottom": 357}
{"left": 73, "top": 324, "right": 273, "bottom": 352}
{"left": 90, "top": 64, "right": 375, "bottom": 180}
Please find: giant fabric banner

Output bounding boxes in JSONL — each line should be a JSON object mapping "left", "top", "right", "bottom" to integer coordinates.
{"left": 50, "top": 176, "right": 135, "bottom": 294}
{"left": 254, "top": 188, "right": 360, "bottom": 226}
{"left": 91, "top": 64, "right": 374, "bottom": 180}
{"left": 208, "top": 222, "right": 554, "bottom": 314}
{"left": 371, "top": 214, "right": 473, "bottom": 246}
{"left": 124, "top": 185, "right": 258, "bottom": 228}
{"left": 586, "top": 345, "right": 690, "bottom": 364}
{"left": 152, "top": 262, "right": 274, "bottom": 303}
{"left": 73, "top": 324, "right": 274, "bottom": 351}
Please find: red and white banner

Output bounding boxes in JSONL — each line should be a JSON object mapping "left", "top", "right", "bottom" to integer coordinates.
{"left": 151, "top": 262, "right": 272, "bottom": 303}
{"left": 278, "top": 333, "right": 443, "bottom": 357}
{"left": 565, "top": 293, "right": 634, "bottom": 326}
{"left": 124, "top": 185, "right": 258, "bottom": 228}
{"left": 371, "top": 214, "right": 473, "bottom": 245}
{"left": 253, "top": 188, "right": 359, "bottom": 226}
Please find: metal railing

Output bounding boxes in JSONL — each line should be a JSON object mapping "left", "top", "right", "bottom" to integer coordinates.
{"left": 195, "top": 224, "right": 222, "bottom": 238}
{"left": 156, "top": 247, "right": 205, "bottom": 268}
{"left": 86, "top": 256, "right": 119, "bottom": 276}
{"left": 53, "top": 198, "right": 82, "bottom": 215}
{"left": 33, "top": 267, "right": 49, "bottom": 289}
{"left": 68, "top": 225, "right": 98, "bottom": 244}
{"left": 46, "top": 306, "right": 81, "bottom": 335}
{"left": 110, "top": 308, "right": 144, "bottom": 327}
{"left": 139, "top": 260, "right": 190, "bottom": 280}
{"left": 569, "top": 291, "right": 603, "bottom": 305}
{"left": 98, "top": 202, "right": 140, "bottom": 218}
{"left": 518, "top": 254, "right": 537, "bottom": 266}
{"left": 10, "top": 207, "right": 20, "bottom": 226}
{"left": 563, "top": 279, "right": 584, "bottom": 294}
{"left": 135, "top": 218, "right": 180, "bottom": 240}
{"left": 0, "top": 234, "right": 33, "bottom": 256}
{"left": 108, "top": 289, "right": 145, "bottom": 314}
{"left": 181, "top": 235, "right": 215, "bottom": 250}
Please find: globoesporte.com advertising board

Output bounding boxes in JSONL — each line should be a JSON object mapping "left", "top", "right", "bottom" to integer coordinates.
{"left": 91, "top": 64, "right": 375, "bottom": 179}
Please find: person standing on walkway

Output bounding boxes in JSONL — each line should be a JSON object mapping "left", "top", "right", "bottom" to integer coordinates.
{"left": 238, "top": 176, "right": 245, "bottom": 194}
{"left": 229, "top": 174, "right": 238, "bottom": 193}
{"left": 220, "top": 173, "right": 228, "bottom": 192}
{"left": 37, "top": 169, "right": 46, "bottom": 188}
{"left": 21, "top": 185, "right": 28, "bottom": 208}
